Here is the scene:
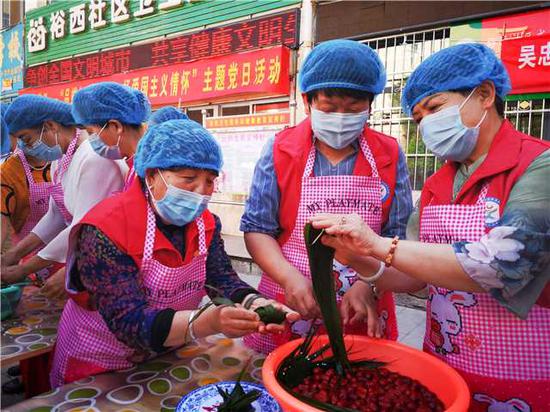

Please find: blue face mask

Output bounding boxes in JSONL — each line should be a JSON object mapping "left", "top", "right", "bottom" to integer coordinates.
{"left": 419, "top": 89, "right": 487, "bottom": 162}
{"left": 89, "top": 123, "right": 123, "bottom": 160}
{"left": 311, "top": 108, "right": 369, "bottom": 149}
{"left": 147, "top": 170, "right": 210, "bottom": 227}
{"left": 21, "top": 125, "right": 63, "bottom": 161}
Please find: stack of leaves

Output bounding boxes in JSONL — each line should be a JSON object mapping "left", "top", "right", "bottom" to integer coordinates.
{"left": 216, "top": 363, "right": 260, "bottom": 412}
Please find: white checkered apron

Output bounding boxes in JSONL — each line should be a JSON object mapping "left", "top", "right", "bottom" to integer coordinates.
{"left": 245, "top": 136, "right": 387, "bottom": 353}
{"left": 51, "top": 200, "right": 208, "bottom": 387}
{"left": 420, "top": 183, "right": 550, "bottom": 409}
{"left": 12, "top": 149, "right": 56, "bottom": 242}
{"left": 50, "top": 133, "right": 79, "bottom": 224}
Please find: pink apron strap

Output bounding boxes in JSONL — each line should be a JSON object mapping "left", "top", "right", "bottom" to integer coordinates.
{"left": 53, "top": 134, "right": 79, "bottom": 184}
{"left": 475, "top": 183, "right": 490, "bottom": 205}
{"left": 303, "top": 134, "right": 380, "bottom": 179}
{"left": 143, "top": 201, "right": 156, "bottom": 261}
{"left": 15, "top": 149, "right": 37, "bottom": 184}
{"left": 358, "top": 135, "right": 380, "bottom": 178}
{"left": 195, "top": 216, "right": 207, "bottom": 255}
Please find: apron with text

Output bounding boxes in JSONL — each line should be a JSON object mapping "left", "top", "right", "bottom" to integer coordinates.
{"left": 244, "top": 137, "right": 397, "bottom": 354}
{"left": 50, "top": 200, "right": 208, "bottom": 387}
{"left": 420, "top": 184, "right": 550, "bottom": 411}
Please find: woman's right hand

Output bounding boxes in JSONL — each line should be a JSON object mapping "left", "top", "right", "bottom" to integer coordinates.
{"left": 213, "top": 304, "right": 261, "bottom": 338}
{"left": 281, "top": 270, "right": 320, "bottom": 320}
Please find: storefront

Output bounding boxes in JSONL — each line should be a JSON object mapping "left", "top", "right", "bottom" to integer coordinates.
{"left": 1, "top": 23, "right": 24, "bottom": 103}
{"left": 21, "top": 0, "right": 302, "bottom": 234}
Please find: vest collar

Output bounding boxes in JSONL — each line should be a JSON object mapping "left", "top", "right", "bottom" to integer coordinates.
{"left": 426, "top": 119, "right": 521, "bottom": 203}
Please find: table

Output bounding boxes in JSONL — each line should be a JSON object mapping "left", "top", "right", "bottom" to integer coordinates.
{"left": 5, "top": 336, "right": 266, "bottom": 412}
{"left": 1, "top": 286, "right": 65, "bottom": 367}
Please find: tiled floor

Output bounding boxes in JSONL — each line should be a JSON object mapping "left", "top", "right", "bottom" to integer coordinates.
{"left": 396, "top": 305, "right": 426, "bottom": 349}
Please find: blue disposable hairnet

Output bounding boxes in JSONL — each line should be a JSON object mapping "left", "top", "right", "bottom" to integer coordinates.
{"left": 72, "top": 82, "right": 151, "bottom": 126}
{"left": 299, "top": 39, "right": 386, "bottom": 95}
{"left": 135, "top": 119, "right": 223, "bottom": 177}
{"left": 401, "top": 43, "right": 511, "bottom": 115}
{"left": 149, "top": 106, "right": 189, "bottom": 125}
{"left": 1, "top": 104, "right": 11, "bottom": 156}
{"left": 4, "top": 95, "right": 75, "bottom": 134}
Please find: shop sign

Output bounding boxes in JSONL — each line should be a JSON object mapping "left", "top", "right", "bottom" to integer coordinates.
{"left": 1, "top": 24, "right": 24, "bottom": 94}
{"left": 450, "top": 8, "right": 550, "bottom": 95}
{"left": 205, "top": 112, "right": 290, "bottom": 129}
{"left": 27, "top": 0, "right": 195, "bottom": 53}
{"left": 20, "top": 46, "right": 290, "bottom": 105}
{"left": 25, "top": 10, "right": 299, "bottom": 88}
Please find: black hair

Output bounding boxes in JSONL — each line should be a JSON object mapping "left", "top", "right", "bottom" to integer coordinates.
{"left": 454, "top": 88, "right": 504, "bottom": 117}
{"left": 306, "top": 88, "right": 374, "bottom": 105}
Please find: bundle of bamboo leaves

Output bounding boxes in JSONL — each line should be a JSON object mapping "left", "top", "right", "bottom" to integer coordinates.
{"left": 275, "top": 223, "right": 384, "bottom": 412}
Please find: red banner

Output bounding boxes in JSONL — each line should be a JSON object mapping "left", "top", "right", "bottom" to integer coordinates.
{"left": 482, "top": 8, "right": 550, "bottom": 95}
{"left": 500, "top": 33, "right": 550, "bottom": 95}
{"left": 20, "top": 47, "right": 290, "bottom": 105}
{"left": 24, "top": 11, "right": 299, "bottom": 89}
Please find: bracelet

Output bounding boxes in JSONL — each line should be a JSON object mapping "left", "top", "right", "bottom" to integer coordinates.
{"left": 187, "top": 310, "right": 198, "bottom": 341}
{"left": 356, "top": 261, "right": 385, "bottom": 283}
{"left": 243, "top": 294, "right": 263, "bottom": 310}
{"left": 384, "top": 236, "right": 400, "bottom": 267}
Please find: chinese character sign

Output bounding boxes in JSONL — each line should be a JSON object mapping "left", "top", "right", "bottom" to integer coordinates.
{"left": 502, "top": 34, "right": 550, "bottom": 94}
{"left": 1, "top": 24, "right": 24, "bottom": 93}
{"left": 450, "top": 8, "right": 550, "bottom": 95}
{"left": 25, "top": 10, "right": 299, "bottom": 88}
{"left": 20, "top": 46, "right": 290, "bottom": 105}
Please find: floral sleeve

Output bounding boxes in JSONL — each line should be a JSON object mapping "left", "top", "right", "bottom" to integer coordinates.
{"left": 453, "top": 151, "right": 550, "bottom": 319}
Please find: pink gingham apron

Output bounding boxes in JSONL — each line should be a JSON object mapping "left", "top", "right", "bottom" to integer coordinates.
{"left": 420, "top": 183, "right": 550, "bottom": 411}
{"left": 245, "top": 137, "right": 397, "bottom": 353}
{"left": 50, "top": 133, "right": 79, "bottom": 224}
{"left": 50, "top": 199, "right": 208, "bottom": 387}
{"left": 12, "top": 149, "right": 53, "bottom": 243}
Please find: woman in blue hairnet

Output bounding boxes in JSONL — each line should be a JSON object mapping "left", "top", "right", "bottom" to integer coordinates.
{"left": 311, "top": 43, "right": 549, "bottom": 411}
{"left": 50, "top": 119, "right": 299, "bottom": 386}
{"left": 241, "top": 39, "right": 413, "bottom": 354}
{"left": 1, "top": 95, "right": 125, "bottom": 293}
{"left": 149, "top": 105, "right": 189, "bottom": 126}
{"left": 72, "top": 82, "right": 149, "bottom": 192}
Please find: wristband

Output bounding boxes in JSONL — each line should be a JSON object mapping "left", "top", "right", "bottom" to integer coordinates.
{"left": 187, "top": 310, "right": 198, "bottom": 341}
{"left": 243, "top": 294, "right": 263, "bottom": 310}
{"left": 356, "top": 261, "right": 385, "bottom": 283}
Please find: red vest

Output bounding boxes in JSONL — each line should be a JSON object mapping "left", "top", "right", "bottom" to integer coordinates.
{"left": 419, "top": 119, "right": 550, "bottom": 306}
{"left": 273, "top": 117, "right": 400, "bottom": 245}
{"left": 68, "top": 178, "right": 216, "bottom": 309}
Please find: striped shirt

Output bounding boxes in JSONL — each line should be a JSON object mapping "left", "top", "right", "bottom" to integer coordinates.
{"left": 240, "top": 136, "right": 413, "bottom": 238}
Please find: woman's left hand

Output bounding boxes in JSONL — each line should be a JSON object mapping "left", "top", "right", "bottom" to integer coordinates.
{"left": 341, "top": 280, "right": 382, "bottom": 338}
{"left": 41, "top": 267, "right": 66, "bottom": 300}
{"left": 310, "top": 213, "right": 380, "bottom": 257}
{"left": 248, "top": 297, "right": 300, "bottom": 334}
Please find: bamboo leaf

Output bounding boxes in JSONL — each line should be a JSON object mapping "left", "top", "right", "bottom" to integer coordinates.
{"left": 304, "top": 223, "right": 350, "bottom": 371}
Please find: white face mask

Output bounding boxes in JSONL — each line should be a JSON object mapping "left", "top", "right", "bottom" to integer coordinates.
{"left": 311, "top": 108, "right": 369, "bottom": 149}
{"left": 419, "top": 88, "right": 487, "bottom": 162}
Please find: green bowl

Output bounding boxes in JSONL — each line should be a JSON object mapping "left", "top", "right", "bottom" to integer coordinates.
{"left": 1, "top": 285, "right": 23, "bottom": 320}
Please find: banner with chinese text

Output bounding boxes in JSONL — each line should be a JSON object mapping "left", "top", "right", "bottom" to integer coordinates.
{"left": 25, "top": 10, "right": 299, "bottom": 88}
{"left": 1, "top": 24, "right": 24, "bottom": 95}
{"left": 20, "top": 46, "right": 290, "bottom": 106}
{"left": 450, "top": 8, "right": 549, "bottom": 95}
{"left": 25, "top": 0, "right": 300, "bottom": 65}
